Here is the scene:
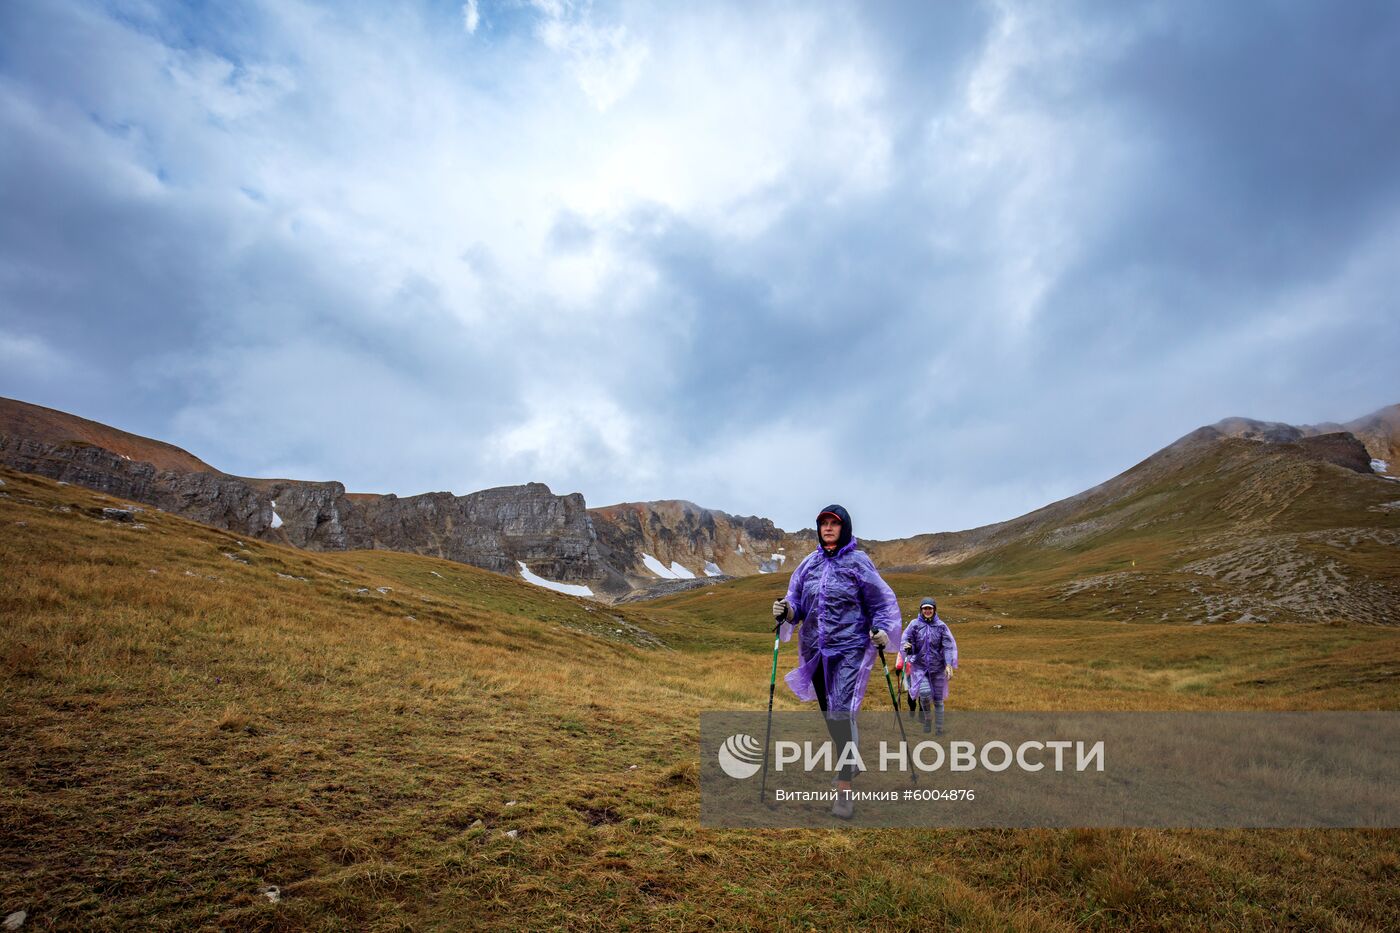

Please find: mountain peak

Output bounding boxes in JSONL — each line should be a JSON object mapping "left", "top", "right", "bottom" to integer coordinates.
{"left": 1207, "top": 416, "right": 1305, "bottom": 443}
{"left": 1201, "top": 402, "right": 1399, "bottom": 473}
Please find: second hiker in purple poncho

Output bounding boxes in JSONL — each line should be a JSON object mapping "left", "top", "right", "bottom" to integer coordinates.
{"left": 901, "top": 596, "right": 959, "bottom": 735}
{"left": 771, "top": 504, "right": 901, "bottom": 820}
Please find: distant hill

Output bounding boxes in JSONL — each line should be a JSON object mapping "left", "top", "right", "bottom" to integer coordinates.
{"left": 866, "top": 410, "right": 1400, "bottom": 624}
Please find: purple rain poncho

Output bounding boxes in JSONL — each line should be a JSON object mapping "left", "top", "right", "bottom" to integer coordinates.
{"left": 903, "top": 612, "right": 958, "bottom": 702}
{"left": 778, "top": 538, "right": 902, "bottom": 713}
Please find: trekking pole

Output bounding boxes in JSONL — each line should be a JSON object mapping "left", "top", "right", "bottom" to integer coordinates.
{"left": 759, "top": 620, "right": 782, "bottom": 805}
{"left": 877, "top": 647, "right": 917, "bottom": 784}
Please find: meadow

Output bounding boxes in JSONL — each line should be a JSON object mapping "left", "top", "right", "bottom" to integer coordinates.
{"left": 3, "top": 467, "right": 1398, "bottom": 930}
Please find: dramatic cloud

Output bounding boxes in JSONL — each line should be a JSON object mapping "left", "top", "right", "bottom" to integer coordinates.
{"left": 2, "top": 0, "right": 1398, "bottom": 537}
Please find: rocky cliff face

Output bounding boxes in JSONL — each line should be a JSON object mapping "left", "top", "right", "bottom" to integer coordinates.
{"left": 352, "top": 484, "right": 626, "bottom": 594}
{"left": 1341, "top": 405, "right": 1400, "bottom": 477}
{"left": 0, "top": 428, "right": 627, "bottom": 597}
{"left": 0, "top": 436, "right": 268, "bottom": 530}
{"left": 588, "top": 500, "right": 813, "bottom": 587}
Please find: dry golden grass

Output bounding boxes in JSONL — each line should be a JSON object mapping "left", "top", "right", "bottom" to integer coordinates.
{"left": 2, "top": 466, "right": 1398, "bottom": 930}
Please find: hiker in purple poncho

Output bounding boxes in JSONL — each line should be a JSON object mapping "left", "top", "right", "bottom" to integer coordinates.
{"left": 901, "top": 596, "right": 958, "bottom": 735}
{"left": 771, "top": 504, "right": 901, "bottom": 820}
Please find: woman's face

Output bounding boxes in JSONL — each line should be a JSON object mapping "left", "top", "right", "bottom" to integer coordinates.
{"left": 921, "top": 605, "right": 935, "bottom": 619}
{"left": 819, "top": 516, "right": 842, "bottom": 546}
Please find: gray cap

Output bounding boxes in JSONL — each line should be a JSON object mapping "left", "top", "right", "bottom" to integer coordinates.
{"left": 919, "top": 597, "right": 936, "bottom": 609}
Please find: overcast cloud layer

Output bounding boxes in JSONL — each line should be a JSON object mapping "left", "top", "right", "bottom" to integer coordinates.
{"left": 2, "top": 0, "right": 1398, "bottom": 538}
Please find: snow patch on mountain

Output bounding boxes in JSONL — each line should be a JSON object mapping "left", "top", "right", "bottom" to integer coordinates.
{"left": 270, "top": 500, "right": 283, "bottom": 529}
{"left": 704, "top": 561, "right": 723, "bottom": 577}
{"left": 642, "top": 553, "right": 679, "bottom": 579}
{"left": 669, "top": 561, "right": 695, "bottom": 579}
{"left": 517, "top": 561, "right": 593, "bottom": 596}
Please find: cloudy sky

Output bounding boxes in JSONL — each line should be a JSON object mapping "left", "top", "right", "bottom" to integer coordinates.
{"left": 2, "top": 1, "right": 1398, "bottom": 538}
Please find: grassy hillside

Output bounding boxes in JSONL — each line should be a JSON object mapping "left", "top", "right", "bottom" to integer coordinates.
{"left": 3, "top": 466, "right": 1399, "bottom": 930}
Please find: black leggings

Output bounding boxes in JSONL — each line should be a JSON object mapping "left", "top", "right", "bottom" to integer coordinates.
{"left": 919, "top": 695, "right": 945, "bottom": 731}
{"left": 811, "top": 660, "right": 858, "bottom": 782}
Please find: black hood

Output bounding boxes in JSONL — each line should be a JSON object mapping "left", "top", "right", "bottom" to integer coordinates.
{"left": 816, "top": 503, "right": 853, "bottom": 552}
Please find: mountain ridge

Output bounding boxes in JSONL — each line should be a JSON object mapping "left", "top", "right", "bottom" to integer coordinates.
{"left": 3, "top": 394, "right": 1397, "bottom": 618}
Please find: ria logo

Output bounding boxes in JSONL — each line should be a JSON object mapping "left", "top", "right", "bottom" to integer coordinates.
{"left": 717, "top": 733, "right": 764, "bottom": 779}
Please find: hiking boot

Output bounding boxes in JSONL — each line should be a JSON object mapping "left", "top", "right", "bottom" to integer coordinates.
{"left": 831, "top": 790, "right": 855, "bottom": 820}
{"left": 922, "top": 720, "right": 932, "bottom": 734}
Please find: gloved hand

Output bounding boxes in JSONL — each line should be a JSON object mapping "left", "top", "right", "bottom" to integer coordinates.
{"left": 901, "top": 642, "right": 913, "bottom": 656}
{"left": 945, "top": 665, "right": 954, "bottom": 678}
{"left": 772, "top": 598, "right": 792, "bottom": 622}
{"left": 871, "top": 629, "right": 889, "bottom": 648}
